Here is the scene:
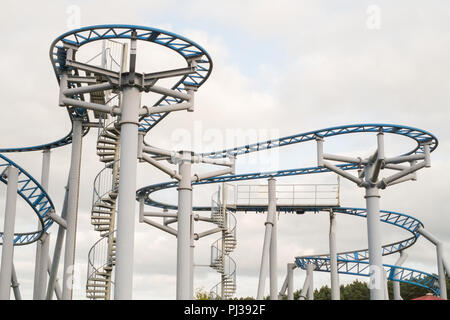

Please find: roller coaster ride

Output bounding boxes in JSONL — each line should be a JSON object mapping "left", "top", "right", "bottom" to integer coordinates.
{"left": 0, "top": 24, "right": 447, "bottom": 300}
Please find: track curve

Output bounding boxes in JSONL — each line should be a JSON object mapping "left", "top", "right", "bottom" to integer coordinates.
{"left": 137, "top": 123, "right": 440, "bottom": 295}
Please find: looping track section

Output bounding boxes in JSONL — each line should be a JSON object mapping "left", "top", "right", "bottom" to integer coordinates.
{"left": 49, "top": 24, "right": 213, "bottom": 133}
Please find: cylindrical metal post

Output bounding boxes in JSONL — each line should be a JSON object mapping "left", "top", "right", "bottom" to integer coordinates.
{"left": 393, "top": 250, "right": 407, "bottom": 300}
{"left": 47, "top": 255, "right": 62, "bottom": 300}
{"left": 36, "top": 233, "right": 50, "bottom": 300}
{"left": 436, "top": 244, "right": 447, "bottom": 299}
{"left": 416, "top": 227, "right": 447, "bottom": 299}
{"left": 114, "top": 86, "right": 141, "bottom": 300}
{"left": 62, "top": 119, "right": 83, "bottom": 300}
{"left": 46, "top": 182, "right": 69, "bottom": 300}
{"left": 287, "top": 263, "right": 294, "bottom": 300}
{"left": 307, "top": 263, "right": 314, "bottom": 300}
{"left": 11, "top": 263, "right": 21, "bottom": 300}
{"left": 365, "top": 186, "right": 384, "bottom": 300}
{"left": 299, "top": 271, "right": 310, "bottom": 300}
{"left": 177, "top": 152, "right": 192, "bottom": 300}
{"left": 33, "top": 149, "right": 51, "bottom": 300}
{"left": 256, "top": 178, "right": 276, "bottom": 300}
{"left": 329, "top": 211, "right": 340, "bottom": 300}
{"left": 0, "top": 166, "right": 19, "bottom": 300}
{"left": 190, "top": 209, "right": 194, "bottom": 299}
{"left": 269, "top": 179, "right": 278, "bottom": 300}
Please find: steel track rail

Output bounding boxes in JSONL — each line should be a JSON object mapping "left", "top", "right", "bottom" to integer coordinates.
{"left": 0, "top": 154, "right": 55, "bottom": 245}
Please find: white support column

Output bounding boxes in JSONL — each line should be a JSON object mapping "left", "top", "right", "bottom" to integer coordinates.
{"left": 299, "top": 271, "right": 310, "bottom": 300}
{"left": 269, "top": 180, "right": 278, "bottom": 300}
{"left": 11, "top": 263, "right": 21, "bottom": 300}
{"left": 287, "top": 263, "right": 295, "bottom": 300}
{"left": 34, "top": 149, "right": 51, "bottom": 300}
{"left": 36, "top": 233, "right": 50, "bottom": 300}
{"left": 0, "top": 166, "right": 19, "bottom": 300}
{"left": 33, "top": 239, "right": 42, "bottom": 299}
{"left": 307, "top": 263, "right": 314, "bottom": 300}
{"left": 114, "top": 85, "right": 141, "bottom": 300}
{"left": 256, "top": 178, "right": 276, "bottom": 300}
{"left": 62, "top": 119, "right": 83, "bottom": 300}
{"left": 393, "top": 251, "right": 407, "bottom": 300}
{"left": 47, "top": 255, "right": 62, "bottom": 300}
{"left": 329, "top": 211, "right": 340, "bottom": 300}
{"left": 365, "top": 186, "right": 384, "bottom": 300}
{"left": 383, "top": 270, "right": 389, "bottom": 300}
{"left": 46, "top": 182, "right": 69, "bottom": 300}
{"left": 177, "top": 151, "right": 193, "bottom": 300}
{"left": 190, "top": 209, "right": 194, "bottom": 300}
{"left": 417, "top": 227, "right": 447, "bottom": 299}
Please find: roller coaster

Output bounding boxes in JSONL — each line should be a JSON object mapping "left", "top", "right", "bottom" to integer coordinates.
{"left": 0, "top": 24, "right": 447, "bottom": 300}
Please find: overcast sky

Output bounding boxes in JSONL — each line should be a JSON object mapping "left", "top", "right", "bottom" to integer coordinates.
{"left": 1, "top": 0, "right": 450, "bottom": 300}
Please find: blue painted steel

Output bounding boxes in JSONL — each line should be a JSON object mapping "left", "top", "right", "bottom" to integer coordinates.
{"left": 48, "top": 24, "right": 213, "bottom": 133}
{"left": 0, "top": 154, "right": 55, "bottom": 245}
{"left": 295, "top": 257, "right": 439, "bottom": 295}
{"left": 200, "top": 123, "right": 437, "bottom": 159}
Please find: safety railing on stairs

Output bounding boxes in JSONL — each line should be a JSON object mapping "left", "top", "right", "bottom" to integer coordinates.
{"left": 92, "top": 159, "right": 119, "bottom": 210}
{"left": 86, "top": 230, "right": 116, "bottom": 299}
{"left": 209, "top": 184, "right": 238, "bottom": 299}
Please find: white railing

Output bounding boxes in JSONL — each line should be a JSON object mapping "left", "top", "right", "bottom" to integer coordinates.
{"left": 86, "top": 230, "right": 115, "bottom": 299}
{"left": 92, "top": 159, "right": 119, "bottom": 208}
{"left": 235, "top": 182, "right": 340, "bottom": 207}
{"left": 209, "top": 183, "right": 237, "bottom": 299}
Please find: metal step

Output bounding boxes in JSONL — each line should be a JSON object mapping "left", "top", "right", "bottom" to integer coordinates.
{"left": 101, "top": 131, "right": 119, "bottom": 140}
{"left": 97, "top": 137, "right": 118, "bottom": 145}
{"left": 87, "top": 283, "right": 108, "bottom": 288}
{"left": 86, "top": 289, "right": 107, "bottom": 294}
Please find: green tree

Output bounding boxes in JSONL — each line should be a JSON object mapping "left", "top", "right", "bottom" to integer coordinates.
{"left": 194, "top": 287, "right": 212, "bottom": 300}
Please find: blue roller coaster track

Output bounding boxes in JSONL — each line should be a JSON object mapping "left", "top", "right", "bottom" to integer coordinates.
{"left": 0, "top": 24, "right": 441, "bottom": 297}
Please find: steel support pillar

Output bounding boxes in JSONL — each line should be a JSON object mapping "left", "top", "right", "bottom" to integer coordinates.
{"left": 307, "top": 263, "right": 314, "bottom": 300}
{"left": 35, "top": 233, "right": 50, "bottom": 300}
{"left": 329, "top": 211, "right": 340, "bottom": 300}
{"left": 299, "top": 265, "right": 312, "bottom": 300}
{"left": 393, "top": 250, "right": 407, "bottom": 300}
{"left": 114, "top": 86, "right": 141, "bottom": 300}
{"left": 46, "top": 181, "right": 68, "bottom": 300}
{"left": 417, "top": 227, "right": 447, "bottom": 299}
{"left": 11, "top": 263, "right": 21, "bottom": 300}
{"left": 47, "top": 256, "right": 62, "bottom": 299}
{"left": 0, "top": 166, "right": 19, "bottom": 299}
{"left": 34, "top": 149, "right": 51, "bottom": 299}
{"left": 269, "top": 179, "right": 278, "bottom": 300}
{"left": 190, "top": 211, "right": 194, "bottom": 299}
{"left": 177, "top": 151, "right": 192, "bottom": 300}
{"left": 62, "top": 119, "right": 83, "bottom": 300}
{"left": 365, "top": 186, "right": 384, "bottom": 300}
{"left": 257, "top": 177, "right": 276, "bottom": 300}
{"left": 287, "top": 263, "right": 295, "bottom": 300}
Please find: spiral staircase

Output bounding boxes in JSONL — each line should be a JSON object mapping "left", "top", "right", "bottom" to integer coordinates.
{"left": 209, "top": 185, "right": 237, "bottom": 299}
{"left": 86, "top": 119, "right": 120, "bottom": 300}
{"left": 83, "top": 39, "right": 125, "bottom": 300}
